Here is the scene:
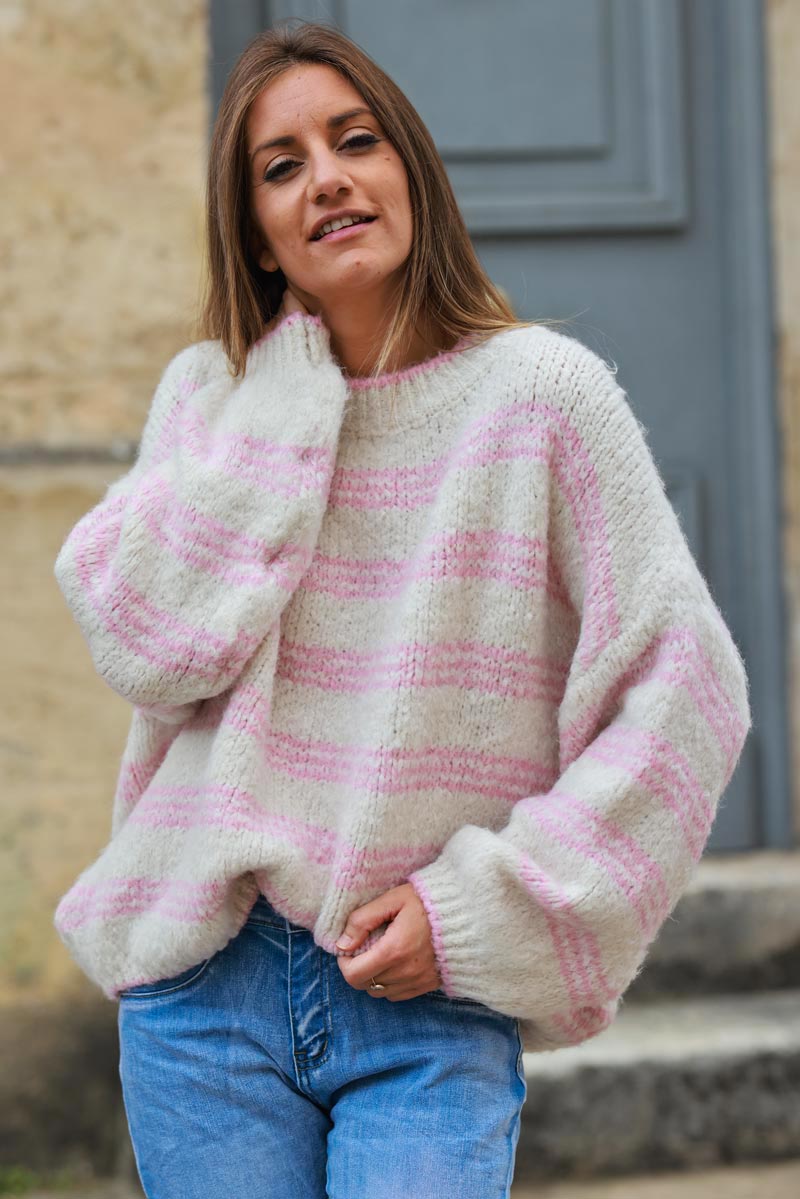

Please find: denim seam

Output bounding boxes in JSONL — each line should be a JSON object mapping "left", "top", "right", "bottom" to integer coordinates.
{"left": 503, "top": 1019, "right": 527, "bottom": 1196}
{"left": 246, "top": 915, "right": 302, "bottom": 932}
{"left": 289, "top": 942, "right": 334, "bottom": 1078}
{"left": 297, "top": 946, "right": 334, "bottom": 1071}
{"left": 118, "top": 956, "right": 213, "bottom": 1000}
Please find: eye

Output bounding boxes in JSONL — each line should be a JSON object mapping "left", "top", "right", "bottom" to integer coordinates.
{"left": 263, "top": 132, "right": 380, "bottom": 182}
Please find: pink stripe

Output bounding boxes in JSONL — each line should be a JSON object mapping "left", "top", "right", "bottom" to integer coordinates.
{"left": 327, "top": 396, "right": 619, "bottom": 667}
{"left": 276, "top": 636, "right": 569, "bottom": 704}
{"left": 115, "top": 738, "right": 180, "bottom": 814}
{"left": 56, "top": 874, "right": 230, "bottom": 930}
{"left": 330, "top": 458, "right": 445, "bottom": 510}
{"left": 133, "top": 483, "right": 307, "bottom": 589}
{"left": 518, "top": 853, "right": 618, "bottom": 1036}
{"left": 73, "top": 506, "right": 257, "bottom": 657}
{"left": 222, "top": 717, "right": 555, "bottom": 804}
{"left": 139, "top": 511, "right": 298, "bottom": 588}
{"left": 179, "top": 405, "right": 333, "bottom": 495}
{"left": 521, "top": 787, "right": 670, "bottom": 939}
{"left": 586, "top": 725, "right": 711, "bottom": 862}
{"left": 74, "top": 515, "right": 264, "bottom": 685}
{"left": 551, "top": 1001, "right": 618, "bottom": 1044}
{"left": 561, "top": 623, "right": 746, "bottom": 776}
{"left": 656, "top": 628, "right": 747, "bottom": 779}
{"left": 463, "top": 396, "right": 622, "bottom": 666}
{"left": 328, "top": 418, "right": 552, "bottom": 512}
{"left": 113, "top": 671, "right": 562, "bottom": 839}
{"left": 133, "top": 470, "right": 276, "bottom": 560}
{"left": 56, "top": 805, "right": 445, "bottom": 930}
{"left": 299, "top": 529, "right": 574, "bottom": 607}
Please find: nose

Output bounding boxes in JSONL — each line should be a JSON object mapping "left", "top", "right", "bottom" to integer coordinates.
{"left": 305, "top": 144, "right": 354, "bottom": 204}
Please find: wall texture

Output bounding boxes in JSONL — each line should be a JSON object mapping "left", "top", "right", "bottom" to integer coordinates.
{"left": 767, "top": 0, "right": 800, "bottom": 852}
{"left": 1, "top": 0, "right": 208, "bottom": 449}
{"left": 1, "top": 0, "right": 208, "bottom": 1004}
{"left": 0, "top": 1, "right": 797, "bottom": 1014}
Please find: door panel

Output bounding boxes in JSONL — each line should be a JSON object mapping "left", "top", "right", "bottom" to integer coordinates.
{"left": 209, "top": 0, "right": 788, "bottom": 849}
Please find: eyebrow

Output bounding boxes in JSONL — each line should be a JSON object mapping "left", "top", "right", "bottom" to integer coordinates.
{"left": 249, "top": 107, "right": 375, "bottom": 161}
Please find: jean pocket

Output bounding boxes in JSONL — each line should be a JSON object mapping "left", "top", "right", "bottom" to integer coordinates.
{"left": 119, "top": 957, "right": 212, "bottom": 1000}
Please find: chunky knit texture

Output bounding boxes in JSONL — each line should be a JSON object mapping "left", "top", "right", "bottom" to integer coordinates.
{"left": 53, "top": 310, "right": 752, "bottom": 1053}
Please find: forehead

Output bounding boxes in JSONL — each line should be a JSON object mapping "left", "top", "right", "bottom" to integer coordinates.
{"left": 246, "top": 63, "right": 368, "bottom": 140}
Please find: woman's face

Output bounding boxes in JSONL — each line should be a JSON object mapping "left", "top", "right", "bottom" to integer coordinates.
{"left": 246, "top": 63, "right": 414, "bottom": 312}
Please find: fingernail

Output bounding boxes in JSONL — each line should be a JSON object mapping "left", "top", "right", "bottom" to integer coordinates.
{"left": 336, "top": 935, "right": 354, "bottom": 949}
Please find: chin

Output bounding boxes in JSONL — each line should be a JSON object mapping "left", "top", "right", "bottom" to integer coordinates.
{"left": 328, "top": 261, "right": 407, "bottom": 291}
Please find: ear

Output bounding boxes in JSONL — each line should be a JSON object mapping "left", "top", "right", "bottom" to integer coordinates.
{"left": 258, "top": 245, "right": 280, "bottom": 273}
{"left": 248, "top": 224, "right": 280, "bottom": 273}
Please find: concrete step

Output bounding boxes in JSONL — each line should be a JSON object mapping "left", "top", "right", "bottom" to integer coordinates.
{"left": 514, "top": 988, "right": 800, "bottom": 1182}
{"left": 19, "top": 1159, "right": 800, "bottom": 1198}
{"left": 627, "top": 850, "right": 800, "bottom": 999}
{"left": 511, "top": 1158, "right": 800, "bottom": 1197}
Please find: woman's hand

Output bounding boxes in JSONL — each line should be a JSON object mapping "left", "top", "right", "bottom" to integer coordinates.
{"left": 334, "top": 883, "right": 443, "bottom": 1001}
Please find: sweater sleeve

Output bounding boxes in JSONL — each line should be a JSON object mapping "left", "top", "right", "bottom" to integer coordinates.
{"left": 53, "top": 313, "right": 348, "bottom": 718}
{"left": 407, "top": 343, "right": 752, "bottom": 1051}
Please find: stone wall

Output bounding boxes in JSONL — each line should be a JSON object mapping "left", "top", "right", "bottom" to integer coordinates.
{"left": 0, "top": 0, "right": 208, "bottom": 1005}
{"left": 2, "top": 0, "right": 207, "bottom": 449}
{"left": 767, "top": 0, "right": 800, "bottom": 852}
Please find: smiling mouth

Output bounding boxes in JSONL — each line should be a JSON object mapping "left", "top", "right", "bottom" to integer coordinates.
{"left": 311, "top": 216, "right": 378, "bottom": 242}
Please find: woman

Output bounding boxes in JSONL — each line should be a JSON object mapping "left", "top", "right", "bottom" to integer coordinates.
{"left": 51, "top": 20, "right": 752, "bottom": 1199}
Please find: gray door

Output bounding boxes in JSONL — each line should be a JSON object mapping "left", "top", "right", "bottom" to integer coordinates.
{"left": 210, "top": 0, "right": 789, "bottom": 850}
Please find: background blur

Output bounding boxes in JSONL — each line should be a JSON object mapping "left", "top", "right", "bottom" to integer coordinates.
{"left": 2, "top": 1, "right": 799, "bottom": 1193}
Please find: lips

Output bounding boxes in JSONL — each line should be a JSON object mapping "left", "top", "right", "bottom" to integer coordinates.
{"left": 311, "top": 216, "right": 377, "bottom": 242}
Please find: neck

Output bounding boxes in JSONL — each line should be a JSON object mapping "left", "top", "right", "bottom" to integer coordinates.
{"left": 290, "top": 281, "right": 447, "bottom": 378}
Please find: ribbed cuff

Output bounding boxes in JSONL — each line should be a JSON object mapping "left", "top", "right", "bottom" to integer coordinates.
{"left": 247, "top": 311, "right": 336, "bottom": 377}
{"left": 407, "top": 859, "right": 485, "bottom": 1002}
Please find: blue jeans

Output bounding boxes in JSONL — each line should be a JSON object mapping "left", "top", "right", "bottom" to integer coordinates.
{"left": 118, "top": 891, "right": 527, "bottom": 1197}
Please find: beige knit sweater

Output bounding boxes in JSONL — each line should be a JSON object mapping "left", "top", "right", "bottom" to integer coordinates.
{"left": 52, "top": 311, "right": 752, "bottom": 1053}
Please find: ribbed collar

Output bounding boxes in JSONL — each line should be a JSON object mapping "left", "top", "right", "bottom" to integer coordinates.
{"left": 339, "top": 330, "right": 503, "bottom": 438}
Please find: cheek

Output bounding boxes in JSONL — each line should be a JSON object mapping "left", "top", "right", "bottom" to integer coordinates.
{"left": 258, "top": 215, "right": 303, "bottom": 265}
{"left": 392, "top": 175, "right": 414, "bottom": 235}
{"left": 396, "top": 200, "right": 415, "bottom": 248}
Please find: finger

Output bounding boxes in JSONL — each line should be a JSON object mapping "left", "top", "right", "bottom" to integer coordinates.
{"left": 340, "top": 949, "right": 398, "bottom": 992}
{"left": 369, "top": 980, "right": 427, "bottom": 1002}
{"left": 341, "top": 938, "right": 395, "bottom": 986}
{"left": 365, "top": 978, "right": 397, "bottom": 997}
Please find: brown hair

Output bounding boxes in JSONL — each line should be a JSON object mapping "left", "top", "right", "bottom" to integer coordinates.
{"left": 194, "top": 19, "right": 560, "bottom": 380}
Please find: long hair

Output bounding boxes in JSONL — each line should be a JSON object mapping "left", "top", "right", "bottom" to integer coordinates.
{"left": 195, "top": 19, "right": 560, "bottom": 380}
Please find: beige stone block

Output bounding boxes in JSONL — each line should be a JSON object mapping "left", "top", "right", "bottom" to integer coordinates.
{"left": 767, "top": 0, "right": 800, "bottom": 838}
{"left": 0, "top": 465, "right": 135, "bottom": 1002}
{"left": 0, "top": 1, "right": 208, "bottom": 447}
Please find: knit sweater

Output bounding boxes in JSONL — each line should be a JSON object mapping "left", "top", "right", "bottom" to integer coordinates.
{"left": 52, "top": 310, "right": 752, "bottom": 1053}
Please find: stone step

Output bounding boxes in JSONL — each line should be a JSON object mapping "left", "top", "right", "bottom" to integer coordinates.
{"left": 511, "top": 1158, "right": 800, "bottom": 1198}
{"left": 20, "top": 1159, "right": 800, "bottom": 1199}
{"left": 627, "top": 850, "right": 800, "bottom": 999}
{"left": 514, "top": 988, "right": 800, "bottom": 1182}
